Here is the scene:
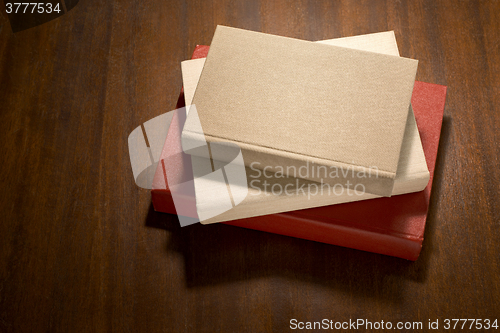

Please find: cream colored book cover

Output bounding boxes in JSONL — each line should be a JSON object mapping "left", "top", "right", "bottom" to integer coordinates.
{"left": 181, "top": 31, "right": 429, "bottom": 224}
{"left": 183, "top": 26, "right": 418, "bottom": 197}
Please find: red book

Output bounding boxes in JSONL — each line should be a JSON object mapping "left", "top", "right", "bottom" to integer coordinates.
{"left": 152, "top": 45, "right": 446, "bottom": 260}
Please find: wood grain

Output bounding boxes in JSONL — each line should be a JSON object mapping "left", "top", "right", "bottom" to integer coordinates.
{"left": 0, "top": 0, "right": 498, "bottom": 332}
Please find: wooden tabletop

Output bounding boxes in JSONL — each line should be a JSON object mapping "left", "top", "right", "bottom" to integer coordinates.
{"left": 1, "top": 1, "right": 499, "bottom": 332}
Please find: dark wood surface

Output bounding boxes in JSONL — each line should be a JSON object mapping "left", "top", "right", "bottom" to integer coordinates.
{"left": 1, "top": 1, "right": 499, "bottom": 332}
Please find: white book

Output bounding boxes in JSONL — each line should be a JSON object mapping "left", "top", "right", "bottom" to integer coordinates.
{"left": 180, "top": 31, "right": 429, "bottom": 224}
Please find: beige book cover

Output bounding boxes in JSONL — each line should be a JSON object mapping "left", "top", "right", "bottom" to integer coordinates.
{"left": 183, "top": 26, "right": 418, "bottom": 197}
{"left": 181, "top": 31, "right": 429, "bottom": 224}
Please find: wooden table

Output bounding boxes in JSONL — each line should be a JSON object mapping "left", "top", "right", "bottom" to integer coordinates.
{"left": 1, "top": 1, "right": 498, "bottom": 332}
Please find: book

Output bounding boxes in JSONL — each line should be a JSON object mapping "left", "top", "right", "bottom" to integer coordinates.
{"left": 183, "top": 26, "right": 419, "bottom": 197}
{"left": 151, "top": 45, "right": 446, "bottom": 260}
{"left": 180, "top": 32, "right": 430, "bottom": 224}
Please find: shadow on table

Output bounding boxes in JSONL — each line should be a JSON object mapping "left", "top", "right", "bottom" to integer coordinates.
{"left": 419, "top": 115, "right": 451, "bottom": 264}
{"left": 145, "top": 115, "right": 452, "bottom": 303}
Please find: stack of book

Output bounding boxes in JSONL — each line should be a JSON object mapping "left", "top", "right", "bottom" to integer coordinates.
{"left": 146, "top": 26, "right": 446, "bottom": 260}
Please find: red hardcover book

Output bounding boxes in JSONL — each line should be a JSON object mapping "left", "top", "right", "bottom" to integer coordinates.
{"left": 151, "top": 45, "right": 446, "bottom": 260}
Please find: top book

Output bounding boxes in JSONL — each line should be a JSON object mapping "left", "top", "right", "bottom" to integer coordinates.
{"left": 183, "top": 26, "right": 418, "bottom": 197}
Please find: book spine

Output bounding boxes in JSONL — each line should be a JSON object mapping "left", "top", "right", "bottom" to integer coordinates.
{"left": 224, "top": 214, "right": 422, "bottom": 261}
{"left": 182, "top": 128, "right": 397, "bottom": 197}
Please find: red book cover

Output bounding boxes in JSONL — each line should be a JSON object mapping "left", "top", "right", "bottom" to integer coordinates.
{"left": 151, "top": 45, "right": 446, "bottom": 260}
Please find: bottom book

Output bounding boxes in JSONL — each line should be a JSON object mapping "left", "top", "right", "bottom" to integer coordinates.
{"left": 152, "top": 45, "right": 446, "bottom": 261}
